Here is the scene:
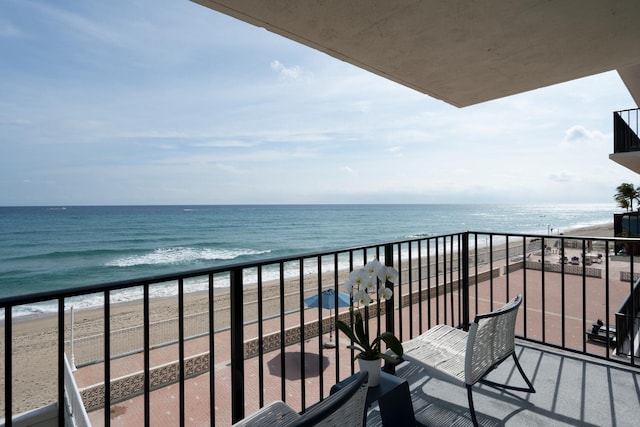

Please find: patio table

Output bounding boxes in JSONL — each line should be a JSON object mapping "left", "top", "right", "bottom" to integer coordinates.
{"left": 331, "top": 370, "right": 415, "bottom": 426}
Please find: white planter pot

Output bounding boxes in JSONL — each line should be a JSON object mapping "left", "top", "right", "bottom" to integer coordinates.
{"left": 358, "top": 358, "right": 382, "bottom": 387}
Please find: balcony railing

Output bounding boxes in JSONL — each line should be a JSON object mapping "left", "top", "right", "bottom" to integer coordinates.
{"left": 616, "top": 277, "right": 640, "bottom": 356}
{"left": 1, "top": 231, "right": 639, "bottom": 425}
{"left": 614, "top": 108, "right": 640, "bottom": 153}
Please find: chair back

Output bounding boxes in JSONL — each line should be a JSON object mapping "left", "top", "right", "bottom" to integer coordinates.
{"left": 292, "top": 371, "right": 369, "bottom": 427}
{"left": 464, "top": 294, "right": 522, "bottom": 385}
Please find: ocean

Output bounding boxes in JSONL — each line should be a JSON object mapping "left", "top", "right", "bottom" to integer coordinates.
{"left": 0, "top": 204, "right": 617, "bottom": 316}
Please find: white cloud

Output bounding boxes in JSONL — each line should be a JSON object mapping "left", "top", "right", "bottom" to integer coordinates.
{"left": 547, "top": 171, "right": 576, "bottom": 182}
{"left": 270, "top": 60, "right": 304, "bottom": 80}
{"left": 191, "top": 140, "right": 255, "bottom": 148}
{"left": 0, "top": 119, "right": 30, "bottom": 126}
{"left": 215, "top": 163, "right": 247, "bottom": 175}
{"left": 28, "top": 1, "right": 125, "bottom": 47}
{"left": 561, "top": 125, "right": 609, "bottom": 148}
{"left": 341, "top": 166, "right": 357, "bottom": 176}
{"left": 351, "top": 100, "right": 372, "bottom": 113}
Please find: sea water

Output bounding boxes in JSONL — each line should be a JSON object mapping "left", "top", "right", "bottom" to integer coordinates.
{"left": 0, "top": 204, "right": 617, "bottom": 316}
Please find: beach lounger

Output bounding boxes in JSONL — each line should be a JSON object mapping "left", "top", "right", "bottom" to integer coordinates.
{"left": 586, "top": 319, "right": 616, "bottom": 346}
{"left": 403, "top": 294, "right": 535, "bottom": 427}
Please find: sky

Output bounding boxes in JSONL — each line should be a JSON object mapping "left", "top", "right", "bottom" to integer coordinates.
{"left": 0, "top": 0, "right": 638, "bottom": 206}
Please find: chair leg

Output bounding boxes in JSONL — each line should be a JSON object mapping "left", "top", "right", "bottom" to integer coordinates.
{"left": 511, "top": 352, "right": 536, "bottom": 393}
{"left": 467, "top": 353, "right": 535, "bottom": 426}
{"left": 480, "top": 352, "right": 536, "bottom": 393}
{"left": 466, "top": 384, "right": 479, "bottom": 427}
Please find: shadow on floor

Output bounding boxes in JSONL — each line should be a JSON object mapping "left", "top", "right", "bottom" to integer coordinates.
{"left": 267, "top": 351, "right": 330, "bottom": 380}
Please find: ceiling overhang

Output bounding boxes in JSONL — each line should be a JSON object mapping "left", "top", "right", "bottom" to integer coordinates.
{"left": 609, "top": 152, "right": 640, "bottom": 175}
{"left": 618, "top": 64, "right": 640, "bottom": 107}
{"left": 192, "top": 0, "right": 640, "bottom": 107}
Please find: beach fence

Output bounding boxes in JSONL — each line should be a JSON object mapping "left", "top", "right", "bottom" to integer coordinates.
{"left": 64, "top": 237, "right": 538, "bottom": 367}
{"left": 64, "top": 246, "right": 520, "bottom": 368}
{"left": 66, "top": 305, "right": 310, "bottom": 367}
{"left": 65, "top": 310, "right": 213, "bottom": 367}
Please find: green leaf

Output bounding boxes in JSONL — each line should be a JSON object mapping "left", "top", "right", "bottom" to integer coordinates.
{"left": 345, "top": 343, "right": 366, "bottom": 353}
{"left": 378, "top": 353, "right": 398, "bottom": 363}
{"left": 335, "top": 319, "right": 358, "bottom": 343}
{"left": 353, "top": 311, "right": 372, "bottom": 353}
{"left": 336, "top": 307, "right": 403, "bottom": 361}
{"left": 379, "top": 332, "right": 404, "bottom": 357}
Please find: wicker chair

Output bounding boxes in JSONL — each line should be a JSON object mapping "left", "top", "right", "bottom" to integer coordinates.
{"left": 403, "top": 294, "right": 535, "bottom": 426}
{"left": 232, "top": 371, "right": 369, "bottom": 426}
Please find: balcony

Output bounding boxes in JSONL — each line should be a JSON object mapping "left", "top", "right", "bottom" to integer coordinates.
{"left": 1, "top": 231, "right": 640, "bottom": 426}
{"left": 610, "top": 108, "right": 640, "bottom": 174}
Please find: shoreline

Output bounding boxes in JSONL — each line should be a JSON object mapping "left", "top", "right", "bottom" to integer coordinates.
{"left": 5, "top": 221, "right": 615, "bottom": 330}
{"left": 6, "top": 221, "right": 615, "bottom": 319}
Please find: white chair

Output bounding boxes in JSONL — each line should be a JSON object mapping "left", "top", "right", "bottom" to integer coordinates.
{"left": 403, "top": 294, "right": 535, "bottom": 426}
{"left": 232, "top": 371, "right": 369, "bottom": 426}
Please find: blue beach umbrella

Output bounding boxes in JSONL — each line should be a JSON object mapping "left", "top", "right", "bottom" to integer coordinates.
{"left": 305, "top": 289, "right": 351, "bottom": 348}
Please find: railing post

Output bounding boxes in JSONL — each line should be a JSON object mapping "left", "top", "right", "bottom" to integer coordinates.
{"left": 462, "top": 232, "right": 470, "bottom": 329}
{"left": 5, "top": 306, "right": 12, "bottom": 427}
{"left": 57, "top": 299, "right": 65, "bottom": 425}
{"left": 230, "top": 267, "right": 245, "bottom": 424}
{"left": 383, "top": 244, "right": 396, "bottom": 374}
{"left": 70, "top": 305, "right": 77, "bottom": 371}
{"left": 384, "top": 244, "right": 395, "bottom": 335}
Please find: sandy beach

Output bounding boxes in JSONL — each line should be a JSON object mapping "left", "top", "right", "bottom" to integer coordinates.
{"left": 562, "top": 222, "right": 614, "bottom": 237}
{"left": 0, "top": 222, "right": 617, "bottom": 415}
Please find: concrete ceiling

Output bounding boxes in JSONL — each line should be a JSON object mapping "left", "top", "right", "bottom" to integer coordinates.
{"left": 609, "top": 152, "right": 640, "bottom": 174}
{"left": 192, "top": 0, "right": 640, "bottom": 107}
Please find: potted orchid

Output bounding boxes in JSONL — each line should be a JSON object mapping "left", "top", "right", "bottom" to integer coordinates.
{"left": 335, "top": 259, "right": 403, "bottom": 385}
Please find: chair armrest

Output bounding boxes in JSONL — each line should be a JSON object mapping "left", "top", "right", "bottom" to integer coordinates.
{"left": 231, "top": 400, "right": 300, "bottom": 426}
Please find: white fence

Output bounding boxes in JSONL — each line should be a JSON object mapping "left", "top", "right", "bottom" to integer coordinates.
{"left": 65, "top": 311, "right": 212, "bottom": 367}
{"left": 64, "top": 353, "right": 91, "bottom": 427}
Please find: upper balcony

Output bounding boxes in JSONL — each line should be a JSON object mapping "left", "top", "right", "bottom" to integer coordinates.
{"left": 1, "top": 231, "right": 640, "bottom": 426}
{"left": 610, "top": 108, "right": 640, "bottom": 174}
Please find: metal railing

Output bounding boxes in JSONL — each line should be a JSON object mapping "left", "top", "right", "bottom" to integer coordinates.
{"left": 616, "top": 277, "right": 640, "bottom": 357}
{"left": 614, "top": 108, "right": 640, "bottom": 153}
{"left": 1, "top": 231, "right": 639, "bottom": 425}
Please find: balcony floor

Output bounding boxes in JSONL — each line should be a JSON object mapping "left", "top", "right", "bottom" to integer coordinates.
{"left": 366, "top": 342, "right": 640, "bottom": 427}
{"left": 78, "top": 320, "right": 640, "bottom": 426}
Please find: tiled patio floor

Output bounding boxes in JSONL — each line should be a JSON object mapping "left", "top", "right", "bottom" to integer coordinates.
{"left": 368, "top": 342, "right": 640, "bottom": 426}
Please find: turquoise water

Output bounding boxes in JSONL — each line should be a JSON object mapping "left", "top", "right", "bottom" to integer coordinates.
{"left": 0, "top": 204, "right": 616, "bottom": 315}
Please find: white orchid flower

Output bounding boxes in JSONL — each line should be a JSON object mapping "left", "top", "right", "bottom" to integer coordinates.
{"left": 364, "top": 259, "right": 384, "bottom": 278}
{"left": 364, "top": 275, "right": 377, "bottom": 292}
{"left": 348, "top": 269, "right": 366, "bottom": 290}
{"left": 378, "top": 286, "right": 393, "bottom": 300}
{"left": 354, "top": 289, "right": 373, "bottom": 306}
{"left": 383, "top": 266, "right": 399, "bottom": 284}
{"left": 343, "top": 279, "right": 355, "bottom": 295}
